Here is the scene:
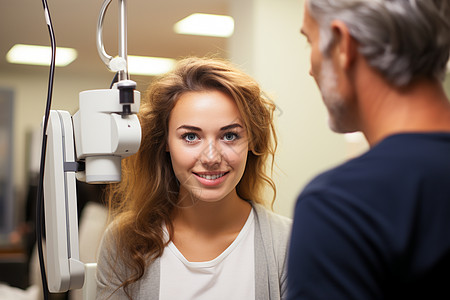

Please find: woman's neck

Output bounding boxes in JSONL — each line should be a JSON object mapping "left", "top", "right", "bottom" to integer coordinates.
{"left": 172, "top": 189, "right": 252, "bottom": 236}
{"left": 170, "top": 190, "right": 252, "bottom": 262}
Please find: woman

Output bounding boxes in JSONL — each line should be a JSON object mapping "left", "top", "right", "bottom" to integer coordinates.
{"left": 96, "top": 57, "right": 291, "bottom": 300}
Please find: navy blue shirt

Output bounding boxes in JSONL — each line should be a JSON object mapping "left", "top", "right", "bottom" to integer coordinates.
{"left": 287, "top": 133, "right": 450, "bottom": 300}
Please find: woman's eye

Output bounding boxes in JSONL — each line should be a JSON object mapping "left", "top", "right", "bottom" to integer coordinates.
{"left": 223, "top": 132, "right": 238, "bottom": 142}
{"left": 182, "top": 133, "right": 198, "bottom": 143}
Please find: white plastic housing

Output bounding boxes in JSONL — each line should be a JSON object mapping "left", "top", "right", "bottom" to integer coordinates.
{"left": 72, "top": 89, "right": 141, "bottom": 183}
{"left": 43, "top": 110, "right": 85, "bottom": 292}
{"left": 84, "top": 155, "right": 121, "bottom": 183}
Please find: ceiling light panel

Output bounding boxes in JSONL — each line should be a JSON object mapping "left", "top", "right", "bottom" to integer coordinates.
{"left": 127, "top": 56, "right": 176, "bottom": 76}
{"left": 174, "top": 13, "right": 234, "bottom": 37}
{"left": 6, "top": 44, "right": 77, "bottom": 67}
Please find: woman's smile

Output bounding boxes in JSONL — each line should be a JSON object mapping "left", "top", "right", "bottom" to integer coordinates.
{"left": 193, "top": 171, "right": 230, "bottom": 186}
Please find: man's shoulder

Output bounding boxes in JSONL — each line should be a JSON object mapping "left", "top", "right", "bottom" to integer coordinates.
{"left": 297, "top": 132, "right": 450, "bottom": 211}
{"left": 302, "top": 156, "right": 368, "bottom": 192}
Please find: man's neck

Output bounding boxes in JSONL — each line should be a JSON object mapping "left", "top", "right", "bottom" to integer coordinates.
{"left": 356, "top": 73, "right": 450, "bottom": 146}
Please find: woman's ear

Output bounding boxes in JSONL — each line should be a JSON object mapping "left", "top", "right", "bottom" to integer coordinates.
{"left": 166, "top": 143, "right": 170, "bottom": 152}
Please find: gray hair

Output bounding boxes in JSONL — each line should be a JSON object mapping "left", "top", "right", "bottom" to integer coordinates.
{"left": 307, "top": 0, "right": 450, "bottom": 86}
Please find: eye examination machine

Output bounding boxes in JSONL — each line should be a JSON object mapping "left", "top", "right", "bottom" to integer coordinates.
{"left": 37, "top": 0, "right": 141, "bottom": 298}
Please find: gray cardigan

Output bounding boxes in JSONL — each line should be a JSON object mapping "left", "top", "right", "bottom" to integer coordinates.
{"left": 96, "top": 203, "right": 292, "bottom": 299}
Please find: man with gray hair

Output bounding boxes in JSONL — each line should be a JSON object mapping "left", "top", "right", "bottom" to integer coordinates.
{"left": 287, "top": 0, "right": 450, "bottom": 299}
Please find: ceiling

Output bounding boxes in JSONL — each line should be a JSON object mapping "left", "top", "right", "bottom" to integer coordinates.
{"left": 0, "top": 0, "right": 230, "bottom": 80}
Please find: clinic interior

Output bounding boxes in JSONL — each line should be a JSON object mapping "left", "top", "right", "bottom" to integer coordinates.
{"left": 1, "top": 0, "right": 450, "bottom": 295}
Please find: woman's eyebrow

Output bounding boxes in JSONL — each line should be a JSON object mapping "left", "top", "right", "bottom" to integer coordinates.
{"left": 177, "top": 125, "right": 201, "bottom": 131}
{"left": 220, "top": 123, "right": 243, "bottom": 131}
{"left": 177, "top": 123, "right": 243, "bottom": 131}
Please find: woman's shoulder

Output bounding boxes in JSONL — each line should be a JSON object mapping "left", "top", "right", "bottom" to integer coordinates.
{"left": 97, "top": 218, "right": 129, "bottom": 260}
{"left": 251, "top": 202, "right": 291, "bottom": 282}
{"left": 252, "top": 202, "right": 291, "bottom": 223}
{"left": 97, "top": 221, "right": 119, "bottom": 260}
{"left": 252, "top": 202, "right": 292, "bottom": 238}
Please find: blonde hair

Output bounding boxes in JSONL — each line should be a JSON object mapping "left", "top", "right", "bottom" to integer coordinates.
{"left": 106, "top": 56, "right": 278, "bottom": 296}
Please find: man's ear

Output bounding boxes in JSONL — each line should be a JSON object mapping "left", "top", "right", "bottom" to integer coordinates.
{"left": 330, "top": 20, "right": 357, "bottom": 70}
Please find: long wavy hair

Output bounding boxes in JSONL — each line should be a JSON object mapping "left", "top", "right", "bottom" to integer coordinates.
{"left": 106, "top": 56, "right": 278, "bottom": 296}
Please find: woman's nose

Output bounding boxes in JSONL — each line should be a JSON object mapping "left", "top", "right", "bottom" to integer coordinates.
{"left": 199, "top": 141, "right": 222, "bottom": 167}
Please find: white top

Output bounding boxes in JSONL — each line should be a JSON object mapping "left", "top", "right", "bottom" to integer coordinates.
{"left": 159, "top": 209, "right": 255, "bottom": 300}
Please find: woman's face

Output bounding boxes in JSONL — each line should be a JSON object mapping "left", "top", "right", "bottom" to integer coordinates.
{"left": 167, "top": 90, "right": 249, "bottom": 205}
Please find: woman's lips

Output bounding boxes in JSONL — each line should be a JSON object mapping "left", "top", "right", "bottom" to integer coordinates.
{"left": 193, "top": 172, "right": 229, "bottom": 186}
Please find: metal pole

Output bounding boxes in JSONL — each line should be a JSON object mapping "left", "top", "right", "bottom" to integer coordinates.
{"left": 118, "top": 0, "right": 129, "bottom": 80}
